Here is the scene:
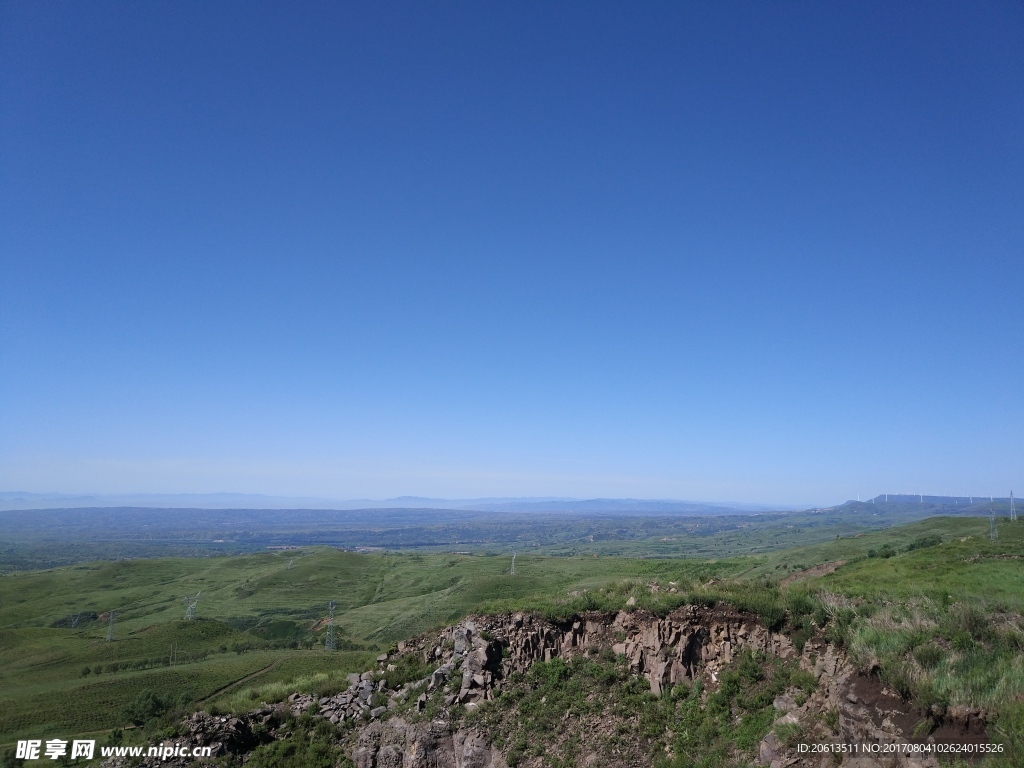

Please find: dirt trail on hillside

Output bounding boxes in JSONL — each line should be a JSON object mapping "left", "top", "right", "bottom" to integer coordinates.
{"left": 780, "top": 559, "right": 846, "bottom": 586}
{"left": 196, "top": 660, "right": 281, "bottom": 704}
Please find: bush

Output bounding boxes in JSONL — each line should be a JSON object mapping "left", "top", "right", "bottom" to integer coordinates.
{"left": 124, "top": 690, "right": 171, "bottom": 726}
{"left": 905, "top": 535, "right": 942, "bottom": 552}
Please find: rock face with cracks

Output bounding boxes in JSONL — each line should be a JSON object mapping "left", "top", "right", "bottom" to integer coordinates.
{"left": 353, "top": 718, "right": 507, "bottom": 768}
{"left": 330, "top": 606, "right": 984, "bottom": 767}
{"left": 103, "top": 606, "right": 989, "bottom": 767}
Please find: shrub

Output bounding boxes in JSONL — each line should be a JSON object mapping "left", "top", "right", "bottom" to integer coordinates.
{"left": 124, "top": 690, "right": 171, "bottom": 726}
{"left": 905, "top": 535, "right": 942, "bottom": 552}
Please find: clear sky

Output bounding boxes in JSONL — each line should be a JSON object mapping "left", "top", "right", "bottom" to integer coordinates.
{"left": 2, "top": 2, "right": 1022, "bottom": 505}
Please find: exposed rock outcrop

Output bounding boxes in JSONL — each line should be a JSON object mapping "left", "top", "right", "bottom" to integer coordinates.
{"left": 343, "top": 607, "right": 986, "bottom": 767}
{"left": 421, "top": 605, "right": 795, "bottom": 703}
{"left": 105, "top": 606, "right": 989, "bottom": 768}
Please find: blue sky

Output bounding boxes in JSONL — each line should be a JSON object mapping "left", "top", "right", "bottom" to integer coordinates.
{"left": 2, "top": 2, "right": 1022, "bottom": 505}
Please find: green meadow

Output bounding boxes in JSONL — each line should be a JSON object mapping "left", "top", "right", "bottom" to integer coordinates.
{"left": 1, "top": 515, "right": 1021, "bottom": 755}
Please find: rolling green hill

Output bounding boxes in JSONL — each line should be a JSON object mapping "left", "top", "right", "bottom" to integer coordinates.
{"left": 0, "top": 515, "right": 1021, "bottom": 755}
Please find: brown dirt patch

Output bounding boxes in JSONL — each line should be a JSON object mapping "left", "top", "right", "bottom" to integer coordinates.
{"left": 843, "top": 672, "right": 989, "bottom": 749}
{"left": 780, "top": 560, "right": 846, "bottom": 586}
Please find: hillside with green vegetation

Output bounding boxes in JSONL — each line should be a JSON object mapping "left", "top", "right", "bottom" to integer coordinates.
{"left": 1, "top": 515, "right": 1021, "bottom": 765}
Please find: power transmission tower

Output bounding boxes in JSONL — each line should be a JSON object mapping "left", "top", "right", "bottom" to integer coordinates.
{"left": 69, "top": 613, "right": 81, "bottom": 629}
{"left": 1011, "top": 491, "right": 1017, "bottom": 522}
{"left": 183, "top": 592, "right": 201, "bottom": 620}
{"left": 288, "top": 558, "right": 294, "bottom": 570}
{"left": 990, "top": 508, "right": 999, "bottom": 541}
{"left": 324, "top": 601, "right": 336, "bottom": 651}
{"left": 510, "top": 552, "right": 516, "bottom": 576}
{"left": 106, "top": 611, "right": 115, "bottom": 642}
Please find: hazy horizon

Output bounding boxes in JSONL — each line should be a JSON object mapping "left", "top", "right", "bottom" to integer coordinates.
{"left": 1, "top": 489, "right": 1013, "bottom": 514}
{"left": 0, "top": 490, "right": 807, "bottom": 510}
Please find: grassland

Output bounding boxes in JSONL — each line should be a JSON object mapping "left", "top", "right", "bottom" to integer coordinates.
{"left": 0, "top": 514, "right": 1021, "bottom": 761}
{"left": 0, "top": 549, "right": 736, "bottom": 744}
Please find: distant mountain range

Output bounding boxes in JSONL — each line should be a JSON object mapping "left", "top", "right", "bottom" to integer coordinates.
{"left": 0, "top": 491, "right": 794, "bottom": 514}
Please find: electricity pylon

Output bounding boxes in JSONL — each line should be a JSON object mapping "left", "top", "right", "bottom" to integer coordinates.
{"left": 183, "top": 592, "right": 201, "bottom": 620}
{"left": 324, "top": 601, "right": 337, "bottom": 651}
{"left": 510, "top": 552, "right": 516, "bottom": 576}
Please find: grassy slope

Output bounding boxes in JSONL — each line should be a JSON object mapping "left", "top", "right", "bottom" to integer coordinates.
{"left": 0, "top": 550, "right": 736, "bottom": 743}
{"left": 818, "top": 517, "right": 1024, "bottom": 607}
{"left": 0, "top": 516, "right": 1021, "bottom": 750}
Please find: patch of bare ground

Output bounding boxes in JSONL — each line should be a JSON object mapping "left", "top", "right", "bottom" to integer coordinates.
{"left": 780, "top": 560, "right": 846, "bottom": 586}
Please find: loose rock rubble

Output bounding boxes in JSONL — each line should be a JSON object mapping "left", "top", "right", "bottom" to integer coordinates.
{"left": 285, "top": 669, "right": 399, "bottom": 723}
